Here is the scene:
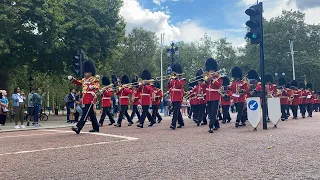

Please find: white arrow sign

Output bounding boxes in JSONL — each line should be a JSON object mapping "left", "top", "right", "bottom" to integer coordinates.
{"left": 267, "top": 98, "right": 281, "bottom": 127}
{"left": 247, "top": 97, "right": 261, "bottom": 129}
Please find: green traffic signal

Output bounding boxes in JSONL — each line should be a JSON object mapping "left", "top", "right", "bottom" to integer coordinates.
{"left": 252, "top": 34, "right": 257, "bottom": 39}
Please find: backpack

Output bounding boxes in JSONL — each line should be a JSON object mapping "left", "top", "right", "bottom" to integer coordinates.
{"left": 64, "top": 94, "right": 70, "bottom": 103}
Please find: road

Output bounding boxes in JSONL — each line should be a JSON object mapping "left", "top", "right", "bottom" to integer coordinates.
{"left": 1, "top": 113, "right": 320, "bottom": 180}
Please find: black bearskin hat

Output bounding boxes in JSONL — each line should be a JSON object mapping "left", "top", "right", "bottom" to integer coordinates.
{"left": 205, "top": 58, "right": 218, "bottom": 72}
{"left": 247, "top": 70, "right": 260, "bottom": 81}
{"left": 102, "top": 76, "right": 110, "bottom": 86}
{"left": 83, "top": 60, "right": 96, "bottom": 76}
{"left": 285, "top": 83, "right": 291, "bottom": 88}
{"left": 121, "top": 75, "right": 130, "bottom": 84}
{"left": 265, "top": 73, "right": 273, "bottom": 83}
{"left": 291, "top": 80, "right": 298, "bottom": 88}
{"left": 154, "top": 81, "right": 160, "bottom": 89}
{"left": 172, "top": 63, "right": 183, "bottom": 74}
{"left": 222, "top": 76, "right": 230, "bottom": 86}
{"left": 141, "top": 69, "right": 151, "bottom": 80}
{"left": 299, "top": 82, "right": 305, "bottom": 89}
{"left": 131, "top": 78, "right": 138, "bottom": 87}
{"left": 196, "top": 68, "right": 204, "bottom": 81}
{"left": 189, "top": 82, "right": 196, "bottom": 90}
{"left": 306, "top": 83, "right": 313, "bottom": 89}
{"left": 111, "top": 75, "right": 117, "bottom": 83}
{"left": 278, "top": 77, "right": 286, "bottom": 86}
{"left": 231, "top": 66, "right": 242, "bottom": 79}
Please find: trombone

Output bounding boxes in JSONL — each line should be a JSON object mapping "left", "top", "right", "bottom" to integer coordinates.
{"left": 155, "top": 73, "right": 184, "bottom": 81}
{"left": 189, "top": 68, "right": 226, "bottom": 83}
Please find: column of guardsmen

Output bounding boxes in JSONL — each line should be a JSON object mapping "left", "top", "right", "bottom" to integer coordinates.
{"left": 67, "top": 58, "right": 320, "bottom": 135}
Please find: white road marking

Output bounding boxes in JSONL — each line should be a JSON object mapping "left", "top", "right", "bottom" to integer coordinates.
{"left": 0, "top": 139, "right": 133, "bottom": 156}
{"left": 0, "top": 132, "right": 70, "bottom": 139}
{"left": 43, "top": 129, "right": 139, "bottom": 140}
{"left": 0, "top": 129, "right": 139, "bottom": 156}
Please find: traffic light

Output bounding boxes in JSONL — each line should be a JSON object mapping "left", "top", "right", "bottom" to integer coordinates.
{"left": 245, "top": 3, "right": 262, "bottom": 44}
{"left": 72, "top": 50, "right": 81, "bottom": 76}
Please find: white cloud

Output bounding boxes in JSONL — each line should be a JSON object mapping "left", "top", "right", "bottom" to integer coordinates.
{"left": 239, "top": 0, "right": 320, "bottom": 24}
{"left": 120, "top": 0, "right": 246, "bottom": 47}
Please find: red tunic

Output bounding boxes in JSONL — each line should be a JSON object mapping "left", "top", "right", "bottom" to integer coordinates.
{"left": 132, "top": 89, "right": 141, "bottom": 106}
{"left": 220, "top": 88, "right": 232, "bottom": 106}
{"left": 306, "top": 90, "right": 314, "bottom": 104}
{"left": 152, "top": 89, "right": 163, "bottom": 105}
{"left": 291, "top": 89, "right": 300, "bottom": 106}
{"left": 205, "top": 76, "right": 222, "bottom": 101}
{"left": 166, "top": 79, "right": 185, "bottom": 102}
{"left": 299, "top": 90, "right": 308, "bottom": 104}
{"left": 101, "top": 88, "right": 113, "bottom": 107}
{"left": 189, "top": 92, "right": 197, "bottom": 105}
{"left": 116, "top": 87, "right": 132, "bottom": 106}
{"left": 266, "top": 83, "right": 277, "bottom": 97}
{"left": 138, "top": 84, "right": 153, "bottom": 106}
{"left": 72, "top": 77, "right": 100, "bottom": 105}
{"left": 191, "top": 83, "right": 206, "bottom": 105}
{"left": 276, "top": 87, "right": 289, "bottom": 105}
{"left": 231, "top": 80, "right": 248, "bottom": 103}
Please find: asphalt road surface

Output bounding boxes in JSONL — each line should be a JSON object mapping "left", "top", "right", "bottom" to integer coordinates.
{"left": 1, "top": 113, "right": 320, "bottom": 180}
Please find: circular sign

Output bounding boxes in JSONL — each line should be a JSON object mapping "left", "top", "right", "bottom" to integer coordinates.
{"left": 248, "top": 100, "right": 258, "bottom": 111}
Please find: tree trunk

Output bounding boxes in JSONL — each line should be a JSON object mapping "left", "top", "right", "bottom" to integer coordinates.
{"left": 0, "top": 69, "right": 9, "bottom": 91}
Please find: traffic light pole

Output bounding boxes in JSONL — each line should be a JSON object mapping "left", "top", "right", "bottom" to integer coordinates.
{"left": 258, "top": 2, "right": 267, "bottom": 130}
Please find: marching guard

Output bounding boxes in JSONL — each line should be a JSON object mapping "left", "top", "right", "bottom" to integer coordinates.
{"left": 205, "top": 58, "right": 222, "bottom": 133}
{"left": 99, "top": 76, "right": 115, "bottom": 126}
{"left": 231, "top": 66, "right": 248, "bottom": 128}
{"left": 167, "top": 63, "right": 185, "bottom": 130}
{"left": 298, "top": 82, "right": 308, "bottom": 118}
{"left": 290, "top": 80, "right": 300, "bottom": 119}
{"left": 220, "top": 76, "right": 232, "bottom": 124}
{"left": 115, "top": 75, "right": 133, "bottom": 127}
{"left": 130, "top": 78, "right": 141, "bottom": 123}
{"left": 151, "top": 81, "right": 163, "bottom": 123}
{"left": 68, "top": 60, "right": 100, "bottom": 134}
{"left": 277, "top": 77, "right": 289, "bottom": 121}
{"left": 191, "top": 69, "right": 206, "bottom": 126}
{"left": 137, "top": 70, "right": 155, "bottom": 128}
{"left": 306, "top": 83, "right": 314, "bottom": 117}
{"left": 247, "top": 70, "right": 261, "bottom": 98}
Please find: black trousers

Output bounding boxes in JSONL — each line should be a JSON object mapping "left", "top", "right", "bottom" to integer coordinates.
{"left": 187, "top": 106, "right": 192, "bottom": 117}
{"left": 117, "top": 105, "right": 132, "bottom": 124}
{"left": 76, "top": 104, "right": 99, "bottom": 132}
{"left": 152, "top": 105, "right": 162, "bottom": 121}
{"left": 195, "top": 104, "right": 206, "bottom": 123}
{"left": 235, "top": 102, "right": 245, "bottom": 123}
{"left": 171, "top": 101, "right": 184, "bottom": 127}
{"left": 291, "top": 105, "right": 298, "bottom": 118}
{"left": 130, "top": 105, "right": 141, "bottom": 121}
{"left": 74, "top": 111, "right": 80, "bottom": 122}
{"left": 99, "top": 107, "right": 115, "bottom": 124}
{"left": 222, "top": 105, "right": 231, "bottom": 121}
{"left": 286, "top": 105, "right": 290, "bottom": 116}
{"left": 217, "top": 107, "right": 223, "bottom": 120}
{"left": 207, "top": 101, "right": 219, "bottom": 129}
{"left": 281, "top": 104, "right": 287, "bottom": 119}
{"left": 307, "top": 103, "right": 313, "bottom": 116}
{"left": 140, "top": 105, "right": 154, "bottom": 125}
{"left": 299, "top": 104, "right": 306, "bottom": 117}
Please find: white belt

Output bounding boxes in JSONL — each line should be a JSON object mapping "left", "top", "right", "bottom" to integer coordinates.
{"left": 120, "top": 96, "right": 129, "bottom": 99}
{"left": 197, "top": 97, "right": 205, "bottom": 99}
{"left": 142, "top": 94, "right": 150, "bottom": 96}
{"left": 206, "top": 88, "right": 219, "bottom": 92}
{"left": 300, "top": 96, "right": 306, "bottom": 98}
{"left": 102, "top": 97, "right": 111, "bottom": 100}
{"left": 280, "top": 96, "right": 288, "bottom": 98}
{"left": 84, "top": 91, "right": 96, "bottom": 96}
{"left": 172, "top": 88, "right": 182, "bottom": 91}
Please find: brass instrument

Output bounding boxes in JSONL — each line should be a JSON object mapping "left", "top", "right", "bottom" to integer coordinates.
{"left": 189, "top": 68, "right": 226, "bottom": 83}
{"left": 99, "top": 84, "right": 114, "bottom": 93}
{"left": 155, "top": 73, "right": 184, "bottom": 81}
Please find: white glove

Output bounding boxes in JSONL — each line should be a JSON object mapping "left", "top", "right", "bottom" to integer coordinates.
{"left": 68, "top": 76, "right": 73, "bottom": 80}
{"left": 89, "top": 85, "right": 94, "bottom": 89}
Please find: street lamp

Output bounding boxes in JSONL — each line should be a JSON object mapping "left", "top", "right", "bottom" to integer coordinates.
{"left": 166, "top": 42, "right": 179, "bottom": 74}
{"left": 28, "top": 75, "right": 34, "bottom": 92}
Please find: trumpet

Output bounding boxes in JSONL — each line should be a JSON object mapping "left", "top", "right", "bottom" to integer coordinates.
{"left": 155, "top": 73, "right": 184, "bottom": 81}
{"left": 99, "top": 84, "right": 114, "bottom": 93}
{"left": 189, "top": 68, "right": 226, "bottom": 83}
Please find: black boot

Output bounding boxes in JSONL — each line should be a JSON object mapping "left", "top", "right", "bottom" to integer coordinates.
{"left": 89, "top": 129, "right": 99, "bottom": 133}
{"left": 222, "top": 120, "right": 226, "bottom": 124}
{"left": 177, "top": 124, "right": 183, "bottom": 128}
{"left": 149, "top": 121, "right": 155, "bottom": 127}
{"left": 170, "top": 125, "right": 176, "bottom": 130}
{"left": 108, "top": 122, "right": 114, "bottom": 126}
{"left": 71, "top": 127, "right": 80, "bottom": 134}
{"left": 201, "top": 122, "right": 207, "bottom": 125}
{"left": 137, "top": 124, "right": 143, "bottom": 128}
{"left": 157, "top": 118, "right": 162, "bottom": 123}
{"left": 128, "top": 121, "right": 133, "bottom": 126}
{"left": 114, "top": 124, "right": 121, "bottom": 127}
{"left": 208, "top": 128, "right": 213, "bottom": 133}
{"left": 235, "top": 122, "right": 239, "bottom": 128}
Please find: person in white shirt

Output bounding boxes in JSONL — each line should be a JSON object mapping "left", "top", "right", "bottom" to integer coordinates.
{"left": 12, "top": 87, "right": 26, "bottom": 129}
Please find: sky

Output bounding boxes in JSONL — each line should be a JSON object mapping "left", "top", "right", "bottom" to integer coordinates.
{"left": 120, "top": 0, "right": 320, "bottom": 47}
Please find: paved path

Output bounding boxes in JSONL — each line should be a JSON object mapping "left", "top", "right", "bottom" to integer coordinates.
{"left": 1, "top": 112, "right": 320, "bottom": 179}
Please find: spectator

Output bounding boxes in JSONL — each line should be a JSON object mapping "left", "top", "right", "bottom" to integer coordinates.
{"left": 65, "top": 88, "right": 76, "bottom": 123}
{"left": 12, "top": 87, "right": 26, "bottom": 129}
{"left": 27, "top": 89, "right": 35, "bottom": 126}
{"left": 181, "top": 99, "right": 187, "bottom": 116}
{"left": 163, "top": 95, "right": 169, "bottom": 116}
{"left": 0, "top": 90, "right": 9, "bottom": 126}
{"left": 112, "top": 95, "right": 119, "bottom": 119}
{"left": 74, "top": 91, "right": 82, "bottom": 123}
{"left": 31, "top": 87, "right": 43, "bottom": 128}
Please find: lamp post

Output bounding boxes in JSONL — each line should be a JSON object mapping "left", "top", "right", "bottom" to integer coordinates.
{"left": 28, "top": 75, "right": 34, "bottom": 92}
{"left": 166, "top": 42, "right": 179, "bottom": 75}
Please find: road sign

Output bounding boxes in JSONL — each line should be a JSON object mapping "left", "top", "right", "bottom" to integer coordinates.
{"left": 267, "top": 98, "right": 281, "bottom": 126}
{"left": 247, "top": 97, "right": 261, "bottom": 129}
